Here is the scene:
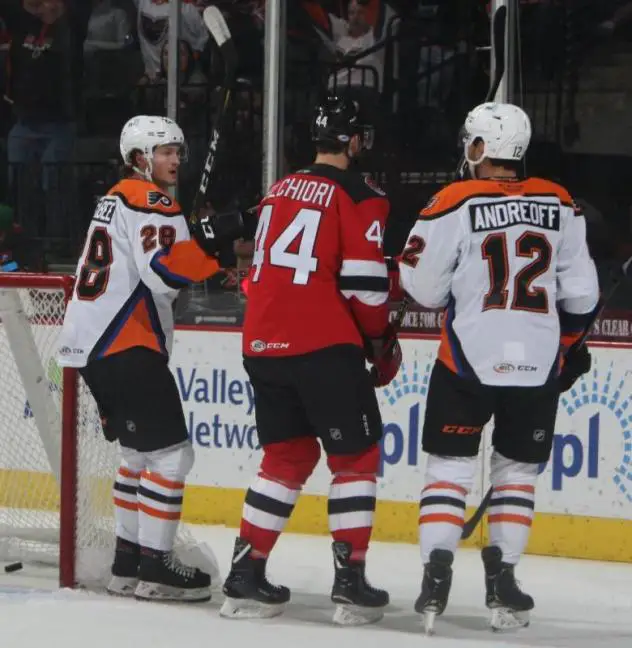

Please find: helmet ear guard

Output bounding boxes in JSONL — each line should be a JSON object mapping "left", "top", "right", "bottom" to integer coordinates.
{"left": 311, "top": 96, "right": 374, "bottom": 154}
{"left": 457, "top": 102, "right": 531, "bottom": 178}
{"left": 120, "top": 115, "right": 187, "bottom": 181}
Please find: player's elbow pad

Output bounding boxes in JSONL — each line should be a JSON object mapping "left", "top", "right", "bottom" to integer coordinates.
{"left": 144, "top": 267, "right": 181, "bottom": 294}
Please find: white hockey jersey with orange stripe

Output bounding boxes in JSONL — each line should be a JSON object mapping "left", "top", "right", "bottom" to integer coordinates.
{"left": 58, "top": 177, "right": 219, "bottom": 368}
{"left": 399, "top": 177, "right": 600, "bottom": 387}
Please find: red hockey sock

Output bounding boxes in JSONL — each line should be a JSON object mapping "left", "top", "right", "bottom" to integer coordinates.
{"left": 239, "top": 472, "right": 301, "bottom": 558}
{"left": 327, "top": 446, "right": 379, "bottom": 562}
{"left": 239, "top": 438, "right": 320, "bottom": 558}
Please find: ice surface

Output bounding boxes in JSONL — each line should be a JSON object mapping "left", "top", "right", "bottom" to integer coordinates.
{"left": 2, "top": 525, "right": 632, "bottom": 648}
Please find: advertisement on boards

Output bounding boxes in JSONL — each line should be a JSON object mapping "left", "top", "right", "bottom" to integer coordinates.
{"left": 170, "top": 330, "right": 632, "bottom": 522}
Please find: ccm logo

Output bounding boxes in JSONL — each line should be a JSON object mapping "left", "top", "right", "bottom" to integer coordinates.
{"left": 493, "top": 363, "right": 537, "bottom": 374}
{"left": 250, "top": 340, "right": 290, "bottom": 353}
{"left": 441, "top": 424, "right": 483, "bottom": 436}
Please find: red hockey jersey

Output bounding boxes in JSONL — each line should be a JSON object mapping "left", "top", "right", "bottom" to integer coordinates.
{"left": 243, "top": 163, "right": 390, "bottom": 357}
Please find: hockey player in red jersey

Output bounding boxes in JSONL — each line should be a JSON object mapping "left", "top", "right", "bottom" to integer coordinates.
{"left": 58, "top": 115, "right": 244, "bottom": 602}
{"left": 220, "top": 97, "right": 402, "bottom": 625}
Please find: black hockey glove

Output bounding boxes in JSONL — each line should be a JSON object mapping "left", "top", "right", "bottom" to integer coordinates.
{"left": 364, "top": 324, "right": 403, "bottom": 388}
{"left": 558, "top": 344, "right": 592, "bottom": 393}
{"left": 191, "top": 209, "right": 244, "bottom": 256}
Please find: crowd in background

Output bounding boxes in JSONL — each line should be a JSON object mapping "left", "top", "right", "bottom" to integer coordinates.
{"left": 1, "top": 0, "right": 632, "bottom": 309}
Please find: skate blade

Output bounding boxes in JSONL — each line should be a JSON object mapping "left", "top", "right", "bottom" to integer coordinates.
{"left": 219, "top": 596, "right": 286, "bottom": 619}
{"left": 489, "top": 607, "right": 530, "bottom": 632}
{"left": 422, "top": 609, "right": 437, "bottom": 635}
{"left": 107, "top": 576, "right": 138, "bottom": 597}
{"left": 134, "top": 581, "right": 211, "bottom": 603}
{"left": 333, "top": 604, "right": 384, "bottom": 626}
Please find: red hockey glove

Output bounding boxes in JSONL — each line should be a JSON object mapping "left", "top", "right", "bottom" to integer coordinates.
{"left": 385, "top": 256, "right": 405, "bottom": 301}
{"left": 365, "top": 324, "right": 402, "bottom": 387}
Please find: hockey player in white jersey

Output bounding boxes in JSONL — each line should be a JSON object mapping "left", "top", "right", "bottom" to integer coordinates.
{"left": 58, "top": 115, "right": 243, "bottom": 602}
{"left": 398, "top": 102, "right": 600, "bottom": 632}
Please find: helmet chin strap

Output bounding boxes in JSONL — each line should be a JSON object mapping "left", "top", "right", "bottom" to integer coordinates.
{"left": 132, "top": 152, "right": 154, "bottom": 182}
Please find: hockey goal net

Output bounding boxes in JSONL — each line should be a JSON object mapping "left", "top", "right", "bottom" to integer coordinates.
{"left": 0, "top": 273, "right": 213, "bottom": 589}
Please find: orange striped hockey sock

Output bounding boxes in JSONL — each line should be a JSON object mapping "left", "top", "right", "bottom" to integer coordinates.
{"left": 488, "top": 452, "right": 538, "bottom": 564}
{"left": 137, "top": 471, "right": 184, "bottom": 551}
{"left": 112, "top": 464, "right": 141, "bottom": 543}
{"left": 418, "top": 455, "right": 477, "bottom": 564}
{"left": 419, "top": 481, "right": 467, "bottom": 562}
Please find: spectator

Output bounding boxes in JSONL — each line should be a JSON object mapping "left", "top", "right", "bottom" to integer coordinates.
{"left": 139, "top": 38, "right": 208, "bottom": 131}
{"left": 134, "top": 0, "right": 208, "bottom": 83}
{"left": 160, "top": 38, "right": 207, "bottom": 103}
{"left": 1, "top": 0, "right": 91, "bottom": 238}
{"left": 327, "top": 0, "right": 386, "bottom": 94}
{"left": 316, "top": 0, "right": 398, "bottom": 151}
{"left": 0, "top": 204, "right": 46, "bottom": 271}
{"left": 84, "top": 0, "right": 132, "bottom": 51}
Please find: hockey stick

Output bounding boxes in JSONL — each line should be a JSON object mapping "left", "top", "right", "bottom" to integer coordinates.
{"left": 392, "top": 7, "right": 508, "bottom": 329}
{"left": 455, "top": 4, "right": 507, "bottom": 180}
{"left": 190, "top": 6, "right": 238, "bottom": 225}
{"left": 460, "top": 259, "right": 632, "bottom": 540}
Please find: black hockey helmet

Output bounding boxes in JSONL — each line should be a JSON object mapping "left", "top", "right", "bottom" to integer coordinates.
{"left": 311, "top": 96, "right": 374, "bottom": 152}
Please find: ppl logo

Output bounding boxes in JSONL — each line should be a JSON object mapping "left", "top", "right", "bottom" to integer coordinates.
{"left": 377, "top": 358, "right": 433, "bottom": 476}
{"left": 540, "top": 361, "right": 632, "bottom": 502}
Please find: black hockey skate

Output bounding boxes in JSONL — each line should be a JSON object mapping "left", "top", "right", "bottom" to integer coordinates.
{"left": 220, "top": 538, "right": 290, "bottom": 619}
{"left": 482, "top": 545, "right": 533, "bottom": 631}
{"left": 414, "top": 548, "right": 454, "bottom": 635}
{"left": 107, "top": 537, "right": 140, "bottom": 597}
{"left": 330, "top": 541, "right": 389, "bottom": 626}
{"left": 134, "top": 547, "right": 211, "bottom": 602}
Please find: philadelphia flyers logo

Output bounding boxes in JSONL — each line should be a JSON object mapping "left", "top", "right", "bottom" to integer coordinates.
{"left": 147, "top": 191, "right": 173, "bottom": 208}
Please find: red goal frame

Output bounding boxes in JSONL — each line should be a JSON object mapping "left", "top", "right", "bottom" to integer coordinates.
{"left": 0, "top": 272, "right": 79, "bottom": 587}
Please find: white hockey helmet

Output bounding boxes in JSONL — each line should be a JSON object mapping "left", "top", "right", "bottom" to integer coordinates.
{"left": 461, "top": 102, "right": 531, "bottom": 174}
{"left": 119, "top": 115, "right": 187, "bottom": 180}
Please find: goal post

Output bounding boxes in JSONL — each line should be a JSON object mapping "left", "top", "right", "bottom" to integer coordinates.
{"left": 0, "top": 272, "right": 220, "bottom": 589}
{"left": 0, "top": 273, "right": 82, "bottom": 586}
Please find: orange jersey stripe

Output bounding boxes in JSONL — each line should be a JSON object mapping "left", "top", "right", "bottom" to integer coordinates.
{"left": 114, "top": 497, "right": 138, "bottom": 512}
{"left": 151, "top": 239, "right": 220, "bottom": 285}
{"left": 142, "top": 471, "right": 185, "bottom": 491}
{"left": 419, "top": 177, "right": 575, "bottom": 221}
{"left": 419, "top": 513, "right": 464, "bottom": 527}
{"left": 561, "top": 332, "right": 582, "bottom": 349}
{"left": 423, "top": 481, "right": 468, "bottom": 496}
{"left": 488, "top": 513, "right": 533, "bottom": 527}
{"left": 438, "top": 331, "right": 458, "bottom": 374}
{"left": 138, "top": 502, "right": 182, "bottom": 521}
{"left": 108, "top": 178, "right": 183, "bottom": 216}
{"left": 104, "top": 296, "right": 163, "bottom": 358}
